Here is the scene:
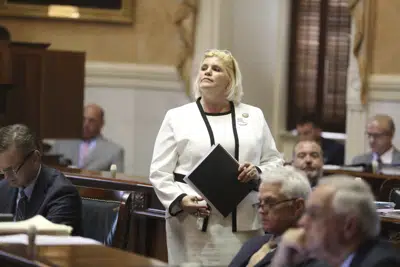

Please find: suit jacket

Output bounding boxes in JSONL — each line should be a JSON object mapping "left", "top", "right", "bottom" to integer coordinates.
{"left": 351, "top": 147, "right": 400, "bottom": 165}
{"left": 348, "top": 239, "right": 400, "bottom": 267}
{"left": 0, "top": 165, "right": 82, "bottom": 236}
{"left": 49, "top": 136, "right": 124, "bottom": 172}
{"left": 229, "top": 234, "right": 326, "bottom": 267}
{"left": 321, "top": 138, "right": 345, "bottom": 165}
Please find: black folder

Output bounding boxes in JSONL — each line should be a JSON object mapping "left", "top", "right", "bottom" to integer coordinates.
{"left": 183, "top": 144, "right": 254, "bottom": 217}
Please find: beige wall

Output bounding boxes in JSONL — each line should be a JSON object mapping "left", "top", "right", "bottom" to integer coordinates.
{"left": 371, "top": 0, "right": 400, "bottom": 74}
{"left": 0, "top": 0, "right": 181, "bottom": 65}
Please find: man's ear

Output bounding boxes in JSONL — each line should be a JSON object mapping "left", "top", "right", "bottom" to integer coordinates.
{"left": 33, "top": 150, "right": 41, "bottom": 163}
{"left": 343, "top": 215, "right": 358, "bottom": 240}
{"left": 294, "top": 198, "right": 305, "bottom": 218}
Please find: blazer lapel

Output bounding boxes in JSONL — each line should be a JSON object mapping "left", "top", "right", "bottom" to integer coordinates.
{"left": 82, "top": 137, "right": 106, "bottom": 168}
{"left": 26, "top": 167, "right": 48, "bottom": 218}
{"left": 392, "top": 148, "right": 400, "bottom": 164}
{"left": 72, "top": 140, "right": 81, "bottom": 166}
{"left": 0, "top": 185, "right": 18, "bottom": 214}
{"left": 348, "top": 239, "right": 376, "bottom": 267}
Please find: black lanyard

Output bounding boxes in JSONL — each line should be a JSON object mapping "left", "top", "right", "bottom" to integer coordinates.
{"left": 196, "top": 97, "right": 239, "bottom": 232}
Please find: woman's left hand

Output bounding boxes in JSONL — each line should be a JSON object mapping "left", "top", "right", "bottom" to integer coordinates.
{"left": 238, "top": 162, "right": 260, "bottom": 183}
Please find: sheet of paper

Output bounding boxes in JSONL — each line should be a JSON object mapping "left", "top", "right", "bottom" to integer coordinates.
{"left": 0, "top": 234, "right": 102, "bottom": 245}
{"left": 0, "top": 215, "right": 72, "bottom": 235}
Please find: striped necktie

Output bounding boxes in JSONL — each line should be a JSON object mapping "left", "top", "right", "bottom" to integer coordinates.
{"left": 15, "top": 190, "right": 27, "bottom": 221}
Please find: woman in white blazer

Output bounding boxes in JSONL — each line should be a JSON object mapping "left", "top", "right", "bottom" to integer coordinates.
{"left": 149, "top": 49, "right": 283, "bottom": 266}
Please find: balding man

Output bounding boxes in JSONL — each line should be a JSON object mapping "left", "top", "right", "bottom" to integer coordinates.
{"left": 292, "top": 141, "right": 323, "bottom": 187}
{"left": 271, "top": 175, "right": 400, "bottom": 267}
{"left": 352, "top": 114, "right": 400, "bottom": 166}
{"left": 50, "top": 104, "right": 124, "bottom": 172}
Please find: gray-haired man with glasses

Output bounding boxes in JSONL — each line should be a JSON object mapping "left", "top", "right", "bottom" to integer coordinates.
{"left": 229, "top": 166, "right": 323, "bottom": 267}
{"left": 0, "top": 124, "right": 82, "bottom": 235}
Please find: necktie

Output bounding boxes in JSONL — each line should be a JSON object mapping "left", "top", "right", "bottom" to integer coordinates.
{"left": 246, "top": 237, "right": 278, "bottom": 267}
{"left": 15, "top": 190, "right": 27, "bottom": 221}
{"left": 377, "top": 155, "right": 382, "bottom": 165}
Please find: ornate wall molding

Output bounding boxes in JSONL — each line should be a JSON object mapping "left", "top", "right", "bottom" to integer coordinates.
{"left": 369, "top": 74, "right": 400, "bottom": 101}
{"left": 348, "top": 0, "right": 376, "bottom": 104}
{"left": 85, "top": 61, "right": 183, "bottom": 91}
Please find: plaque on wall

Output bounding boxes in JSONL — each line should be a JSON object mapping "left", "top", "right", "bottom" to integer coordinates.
{"left": 0, "top": 0, "right": 133, "bottom": 24}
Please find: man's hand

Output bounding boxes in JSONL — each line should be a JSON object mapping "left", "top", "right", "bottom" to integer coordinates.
{"left": 270, "top": 228, "right": 308, "bottom": 267}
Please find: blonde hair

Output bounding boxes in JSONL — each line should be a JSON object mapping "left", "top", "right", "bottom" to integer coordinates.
{"left": 193, "top": 49, "right": 244, "bottom": 104}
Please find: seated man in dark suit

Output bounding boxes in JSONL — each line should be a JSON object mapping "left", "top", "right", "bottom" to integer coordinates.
{"left": 296, "top": 114, "right": 344, "bottom": 165}
{"left": 292, "top": 140, "right": 324, "bottom": 187}
{"left": 0, "top": 124, "right": 82, "bottom": 235}
{"left": 229, "top": 166, "right": 316, "bottom": 267}
{"left": 271, "top": 175, "right": 400, "bottom": 267}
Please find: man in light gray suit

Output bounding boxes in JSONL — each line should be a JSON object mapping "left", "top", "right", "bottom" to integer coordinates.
{"left": 49, "top": 104, "right": 124, "bottom": 172}
{"left": 352, "top": 114, "right": 400, "bottom": 166}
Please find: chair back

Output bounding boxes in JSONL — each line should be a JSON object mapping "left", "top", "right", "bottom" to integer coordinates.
{"left": 379, "top": 179, "right": 400, "bottom": 208}
{"left": 78, "top": 187, "right": 132, "bottom": 249}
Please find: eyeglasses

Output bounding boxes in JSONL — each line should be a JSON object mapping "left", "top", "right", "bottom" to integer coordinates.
{"left": 365, "top": 132, "right": 390, "bottom": 139}
{"left": 253, "top": 198, "right": 297, "bottom": 211}
{"left": 1, "top": 150, "right": 35, "bottom": 176}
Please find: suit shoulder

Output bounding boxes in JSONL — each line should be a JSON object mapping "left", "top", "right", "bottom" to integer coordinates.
{"left": 236, "top": 103, "right": 265, "bottom": 119}
{"left": 53, "top": 139, "right": 80, "bottom": 146}
{"left": 41, "top": 166, "right": 75, "bottom": 189}
{"left": 352, "top": 152, "right": 371, "bottom": 164}
{"left": 356, "top": 240, "right": 400, "bottom": 267}
{"left": 241, "top": 234, "right": 271, "bottom": 249}
{"left": 99, "top": 138, "right": 124, "bottom": 152}
{"left": 236, "top": 103, "right": 261, "bottom": 112}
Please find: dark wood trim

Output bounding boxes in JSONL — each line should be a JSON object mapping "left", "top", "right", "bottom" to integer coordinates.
{"left": 286, "top": 0, "right": 300, "bottom": 130}
{"left": 315, "top": 0, "right": 329, "bottom": 127}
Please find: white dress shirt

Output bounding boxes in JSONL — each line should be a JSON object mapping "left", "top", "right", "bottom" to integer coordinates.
{"left": 340, "top": 253, "right": 355, "bottom": 267}
{"left": 373, "top": 146, "right": 394, "bottom": 164}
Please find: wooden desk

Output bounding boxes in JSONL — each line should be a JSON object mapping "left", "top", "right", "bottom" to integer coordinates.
{"left": 0, "top": 244, "right": 167, "bottom": 267}
{"left": 323, "top": 169, "right": 400, "bottom": 198}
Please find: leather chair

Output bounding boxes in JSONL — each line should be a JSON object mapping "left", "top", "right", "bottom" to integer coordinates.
{"left": 379, "top": 179, "right": 400, "bottom": 208}
{"left": 78, "top": 188, "right": 132, "bottom": 249}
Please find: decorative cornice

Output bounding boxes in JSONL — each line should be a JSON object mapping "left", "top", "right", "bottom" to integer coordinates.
{"left": 369, "top": 74, "right": 400, "bottom": 101}
{"left": 85, "top": 61, "right": 184, "bottom": 91}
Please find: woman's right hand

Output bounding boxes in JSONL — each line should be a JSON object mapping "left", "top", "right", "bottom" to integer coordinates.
{"left": 180, "top": 195, "right": 210, "bottom": 217}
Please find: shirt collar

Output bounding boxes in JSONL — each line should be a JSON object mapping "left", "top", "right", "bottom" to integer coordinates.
{"left": 373, "top": 146, "right": 394, "bottom": 160}
{"left": 20, "top": 165, "right": 41, "bottom": 200}
{"left": 340, "top": 253, "right": 355, "bottom": 267}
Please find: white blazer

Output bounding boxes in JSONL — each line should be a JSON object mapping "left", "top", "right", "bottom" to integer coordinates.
{"left": 149, "top": 101, "right": 283, "bottom": 231}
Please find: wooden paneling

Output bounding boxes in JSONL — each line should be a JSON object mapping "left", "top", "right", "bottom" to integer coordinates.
{"left": 41, "top": 50, "right": 85, "bottom": 138}
{"left": 0, "top": 42, "right": 85, "bottom": 139}
{"left": 0, "top": 41, "right": 11, "bottom": 85}
{"left": 6, "top": 45, "right": 44, "bottom": 133}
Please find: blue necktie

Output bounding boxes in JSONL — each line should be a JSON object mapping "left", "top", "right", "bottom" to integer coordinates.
{"left": 15, "top": 190, "right": 27, "bottom": 221}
